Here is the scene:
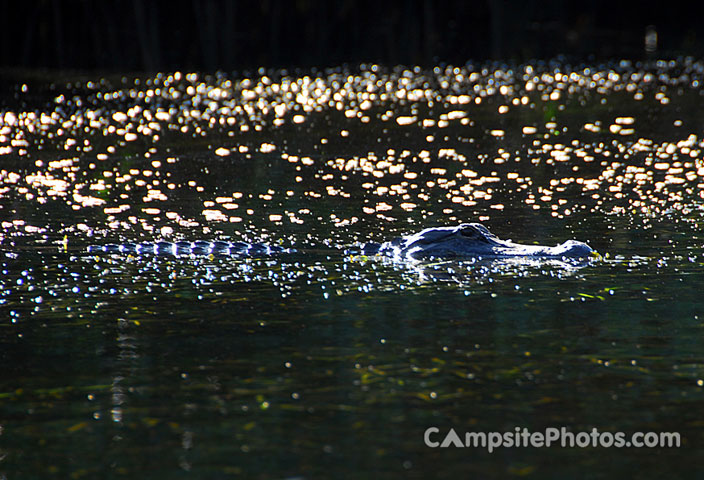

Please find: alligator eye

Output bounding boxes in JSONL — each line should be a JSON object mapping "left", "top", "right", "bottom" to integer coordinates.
{"left": 460, "top": 226, "right": 479, "bottom": 238}
{"left": 459, "top": 225, "right": 490, "bottom": 242}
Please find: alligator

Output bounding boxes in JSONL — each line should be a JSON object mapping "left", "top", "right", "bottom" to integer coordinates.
{"left": 87, "top": 223, "right": 597, "bottom": 261}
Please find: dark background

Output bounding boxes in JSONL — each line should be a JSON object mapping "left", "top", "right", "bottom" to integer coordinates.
{"left": 1, "top": 0, "right": 704, "bottom": 72}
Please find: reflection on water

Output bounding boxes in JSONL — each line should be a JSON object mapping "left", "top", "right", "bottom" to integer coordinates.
{"left": 1, "top": 59, "right": 704, "bottom": 477}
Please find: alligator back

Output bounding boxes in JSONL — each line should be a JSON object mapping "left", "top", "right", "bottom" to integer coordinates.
{"left": 87, "top": 240, "right": 286, "bottom": 256}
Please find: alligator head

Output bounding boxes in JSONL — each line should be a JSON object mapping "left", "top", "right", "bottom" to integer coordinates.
{"left": 369, "top": 223, "right": 596, "bottom": 260}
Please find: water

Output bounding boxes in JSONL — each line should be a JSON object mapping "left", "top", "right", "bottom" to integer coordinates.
{"left": 1, "top": 61, "right": 703, "bottom": 478}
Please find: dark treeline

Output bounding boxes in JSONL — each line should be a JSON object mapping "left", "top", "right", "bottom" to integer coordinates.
{"left": 2, "top": 0, "right": 704, "bottom": 72}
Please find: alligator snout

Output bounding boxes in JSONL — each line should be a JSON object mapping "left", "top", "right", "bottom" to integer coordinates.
{"left": 555, "top": 240, "right": 597, "bottom": 258}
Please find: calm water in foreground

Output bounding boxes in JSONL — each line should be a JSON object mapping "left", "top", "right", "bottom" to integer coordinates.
{"left": 1, "top": 61, "right": 703, "bottom": 478}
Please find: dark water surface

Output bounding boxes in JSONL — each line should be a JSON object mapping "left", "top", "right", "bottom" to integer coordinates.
{"left": 1, "top": 61, "right": 704, "bottom": 478}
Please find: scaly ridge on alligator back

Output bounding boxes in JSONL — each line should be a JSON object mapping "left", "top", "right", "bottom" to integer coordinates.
{"left": 87, "top": 240, "right": 286, "bottom": 256}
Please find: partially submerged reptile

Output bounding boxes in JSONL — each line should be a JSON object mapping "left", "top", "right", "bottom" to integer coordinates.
{"left": 88, "top": 223, "right": 597, "bottom": 261}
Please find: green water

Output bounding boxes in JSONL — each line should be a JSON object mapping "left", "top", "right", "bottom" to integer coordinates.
{"left": 1, "top": 62, "right": 703, "bottom": 478}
